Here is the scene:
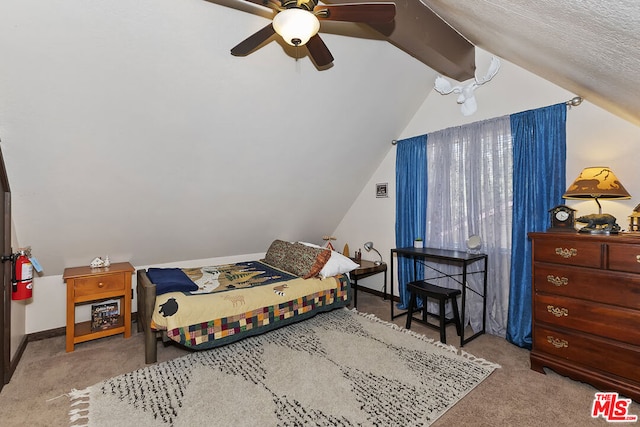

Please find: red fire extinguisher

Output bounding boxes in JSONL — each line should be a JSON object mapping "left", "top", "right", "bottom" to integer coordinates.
{"left": 12, "top": 251, "right": 33, "bottom": 300}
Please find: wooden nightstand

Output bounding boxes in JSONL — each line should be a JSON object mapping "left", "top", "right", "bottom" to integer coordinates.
{"left": 63, "top": 262, "right": 135, "bottom": 352}
{"left": 350, "top": 260, "right": 387, "bottom": 308}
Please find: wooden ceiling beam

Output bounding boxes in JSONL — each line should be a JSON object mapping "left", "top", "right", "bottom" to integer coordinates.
{"left": 324, "top": 0, "right": 476, "bottom": 81}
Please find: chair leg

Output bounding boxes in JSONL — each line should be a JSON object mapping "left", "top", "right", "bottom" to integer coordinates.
{"left": 451, "top": 296, "right": 462, "bottom": 337}
{"left": 406, "top": 292, "right": 416, "bottom": 329}
{"left": 438, "top": 298, "right": 446, "bottom": 343}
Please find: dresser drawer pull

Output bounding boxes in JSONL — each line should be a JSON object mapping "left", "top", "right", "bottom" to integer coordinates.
{"left": 637, "top": 255, "right": 640, "bottom": 263}
{"left": 546, "top": 305, "right": 568, "bottom": 317}
{"left": 546, "top": 275, "right": 568, "bottom": 286}
{"left": 546, "top": 335, "right": 568, "bottom": 348}
{"left": 554, "top": 247, "right": 577, "bottom": 258}
{"left": 97, "top": 282, "right": 105, "bottom": 288}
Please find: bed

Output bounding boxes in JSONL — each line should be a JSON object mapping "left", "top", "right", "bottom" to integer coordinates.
{"left": 137, "top": 240, "right": 358, "bottom": 363}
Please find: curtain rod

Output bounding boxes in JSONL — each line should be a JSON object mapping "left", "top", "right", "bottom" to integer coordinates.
{"left": 391, "top": 96, "right": 583, "bottom": 146}
{"left": 566, "top": 96, "right": 583, "bottom": 107}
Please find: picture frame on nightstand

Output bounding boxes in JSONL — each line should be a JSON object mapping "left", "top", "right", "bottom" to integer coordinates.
{"left": 91, "top": 300, "right": 119, "bottom": 331}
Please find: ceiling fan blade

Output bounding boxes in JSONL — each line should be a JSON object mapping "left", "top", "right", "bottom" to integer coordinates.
{"left": 306, "top": 34, "right": 334, "bottom": 67}
{"left": 315, "top": 3, "right": 395, "bottom": 23}
{"left": 230, "top": 24, "right": 276, "bottom": 56}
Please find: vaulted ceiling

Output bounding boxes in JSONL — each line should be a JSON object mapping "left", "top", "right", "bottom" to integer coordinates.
{"left": 324, "top": 0, "right": 640, "bottom": 125}
{"left": 425, "top": 0, "right": 640, "bottom": 125}
{"left": 0, "top": 0, "right": 637, "bottom": 276}
{"left": 0, "top": 0, "right": 432, "bottom": 275}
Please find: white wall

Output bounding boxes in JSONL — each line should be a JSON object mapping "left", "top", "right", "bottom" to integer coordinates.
{"left": 0, "top": 0, "right": 433, "bottom": 337}
{"left": 25, "top": 252, "right": 265, "bottom": 334}
{"left": 334, "top": 49, "right": 640, "bottom": 295}
{"left": 0, "top": 0, "right": 431, "bottom": 278}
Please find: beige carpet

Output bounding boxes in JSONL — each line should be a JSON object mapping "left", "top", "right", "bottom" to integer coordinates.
{"left": 68, "top": 309, "right": 499, "bottom": 426}
{"left": 0, "top": 291, "right": 637, "bottom": 426}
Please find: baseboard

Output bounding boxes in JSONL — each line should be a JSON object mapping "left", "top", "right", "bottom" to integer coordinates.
{"left": 28, "top": 326, "right": 66, "bottom": 342}
{"left": 357, "top": 285, "right": 400, "bottom": 302}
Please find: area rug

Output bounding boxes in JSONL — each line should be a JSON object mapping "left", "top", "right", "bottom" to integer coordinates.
{"left": 68, "top": 308, "right": 499, "bottom": 426}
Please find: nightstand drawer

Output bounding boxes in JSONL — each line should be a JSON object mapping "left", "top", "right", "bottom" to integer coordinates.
{"left": 74, "top": 274, "right": 125, "bottom": 298}
{"left": 534, "top": 293, "right": 640, "bottom": 345}
{"left": 533, "top": 239, "right": 603, "bottom": 268}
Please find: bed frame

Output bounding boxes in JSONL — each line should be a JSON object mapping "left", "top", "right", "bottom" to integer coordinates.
{"left": 136, "top": 269, "right": 352, "bottom": 364}
{"left": 137, "top": 269, "right": 165, "bottom": 364}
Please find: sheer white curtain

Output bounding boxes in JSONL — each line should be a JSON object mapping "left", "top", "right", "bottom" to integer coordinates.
{"left": 424, "top": 116, "right": 512, "bottom": 337}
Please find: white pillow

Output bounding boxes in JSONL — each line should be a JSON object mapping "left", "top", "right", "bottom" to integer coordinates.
{"left": 320, "top": 251, "right": 360, "bottom": 278}
{"left": 298, "top": 242, "right": 360, "bottom": 278}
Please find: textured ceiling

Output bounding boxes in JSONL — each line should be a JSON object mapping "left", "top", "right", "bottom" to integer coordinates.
{"left": 424, "top": 0, "right": 640, "bottom": 125}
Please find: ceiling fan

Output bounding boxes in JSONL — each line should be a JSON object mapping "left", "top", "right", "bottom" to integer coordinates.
{"left": 229, "top": 0, "right": 396, "bottom": 67}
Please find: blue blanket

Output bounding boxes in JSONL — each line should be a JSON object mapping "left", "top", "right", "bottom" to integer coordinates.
{"left": 147, "top": 268, "right": 199, "bottom": 295}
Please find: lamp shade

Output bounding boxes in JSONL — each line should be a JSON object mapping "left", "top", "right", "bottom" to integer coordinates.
{"left": 272, "top": 9, "right": 320, "bottom": 46}
{"left": 563, "top": 167, "right": 631, "bottom": 200}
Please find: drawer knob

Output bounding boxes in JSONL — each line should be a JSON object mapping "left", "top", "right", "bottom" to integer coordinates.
{"left": 546, "top": 335, "right": 568, "bottom": 348}
{"left": 555, "top": 247, "right": 577, "bottom": 258}
{"left": 546, "top": 275, "right": 568, "bottom": 286}
{"left": 98, "top": 282, "right": 105, "bottom": 288}
{"left": 547, "top": 305, "right": 568, "bottom": 317}
{"left": 636, "top": 255, "right": 640, "bottom": 263}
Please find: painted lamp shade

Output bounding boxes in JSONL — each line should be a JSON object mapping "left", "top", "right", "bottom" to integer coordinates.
{"left": 563, "top": 166, "right": 631, "bottom": 212}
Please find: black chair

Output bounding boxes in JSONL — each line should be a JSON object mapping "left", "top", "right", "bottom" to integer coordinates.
{"left": 405, "top": 280, "right": 462, "bottom": 344}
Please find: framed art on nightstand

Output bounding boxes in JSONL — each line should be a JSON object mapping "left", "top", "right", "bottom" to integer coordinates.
{"left": 91, "top": 301, "right": 119, "bottom": 331}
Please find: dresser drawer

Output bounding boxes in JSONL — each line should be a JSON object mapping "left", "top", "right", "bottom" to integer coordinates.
{"left": 608, "top": 243, "right": 640, "bottom": 274}
{"left": 534, "top": 294, "right": 640, "bottom": 345}
{"left": 533, "top": 239, "right": 603, "bottom": 268}
{"left": 74, "top": 274, "right": 125, "bottom": 298}
{"left": 534, "top": 325, "right": 640, "bottom": 382}
{"left": 533, "top": 263, "right": 640, "bottom": 309}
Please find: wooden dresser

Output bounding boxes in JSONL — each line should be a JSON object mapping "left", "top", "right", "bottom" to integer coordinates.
{"left": 529, "top": 232, "right": 640, "bottom": 401}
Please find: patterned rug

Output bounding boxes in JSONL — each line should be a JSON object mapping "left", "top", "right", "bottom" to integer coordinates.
{"left": 68, "top": 308, "right": 499, "bottom": 426}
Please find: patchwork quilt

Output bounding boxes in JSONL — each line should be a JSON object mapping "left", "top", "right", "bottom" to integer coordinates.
{"left": 150, "top": 261, "right": 351, "bottom": 350}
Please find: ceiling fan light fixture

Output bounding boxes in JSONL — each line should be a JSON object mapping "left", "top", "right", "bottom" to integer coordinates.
{"left": 272, "top": 9, "right": 320, "bottom": 46}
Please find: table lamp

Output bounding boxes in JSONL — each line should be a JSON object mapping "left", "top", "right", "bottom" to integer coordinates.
{"left": 563, "top": 166, "right": 631, "bottom": 234}
{"left": 363, "top": 241, "right": 382, "bottom": 265}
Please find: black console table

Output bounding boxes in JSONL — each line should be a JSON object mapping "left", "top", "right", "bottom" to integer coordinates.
{"left": 390, "top": 247, "right": 488, "bottom": 346}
